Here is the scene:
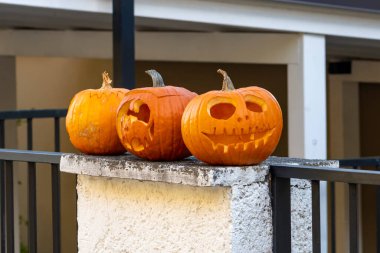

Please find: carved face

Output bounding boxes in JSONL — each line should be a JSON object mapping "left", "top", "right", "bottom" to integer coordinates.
{"left": 116, "top": 86, "right": 196, "bottom": 161}
{"left": 117, "top": 98, "right": 153, "bottom": 152}
{"left": 181, "top": 86, "right": 283, "bottom": 165}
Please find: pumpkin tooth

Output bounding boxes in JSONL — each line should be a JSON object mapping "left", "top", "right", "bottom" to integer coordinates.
{"left": 223, "top": 145, "right": 228, "bottom": 153}
{"left": 254, "top": 140, "right": 260, "bottom": 149}
{"left": 250, "top": 134, "right": 255, "bottom": 141}
{"left": 243, "top": 142, "right": 250, "bottom": 151}
{"left": 216, "top": 143, "right": 224, "bottom": 152}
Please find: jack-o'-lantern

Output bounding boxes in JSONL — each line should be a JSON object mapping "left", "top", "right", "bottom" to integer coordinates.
{"left": 181, "top": 69, "right": 283, "bottom": 165}
{"left": 66, "top": 72, "right": 128, "bottom": 155}
{"left": 116, "top": 70, "right": 196, "bottom": 160}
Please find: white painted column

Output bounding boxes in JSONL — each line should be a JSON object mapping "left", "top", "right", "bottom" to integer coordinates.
{"left": 288, "top": 34, "right": 327, "bottom": 159}
{"left": 287, "top": 34, "right": 327, "bottom": 252}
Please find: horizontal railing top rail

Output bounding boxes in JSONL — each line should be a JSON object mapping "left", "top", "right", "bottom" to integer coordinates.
{"left": 271, "top": 164, "right": 380, "bottom": 185}
{"left": 339, "top": 157, "right": 380, "bottom": 167}
{"left": 0, "top": 148, "right": 62, "bottom": 164}
{"left": 0, "top": 109, "right": 67, "bottom": 120}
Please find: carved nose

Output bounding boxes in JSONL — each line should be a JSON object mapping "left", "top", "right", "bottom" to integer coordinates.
{"left": 237, "top": 117, "right": 243, "bottom": 122}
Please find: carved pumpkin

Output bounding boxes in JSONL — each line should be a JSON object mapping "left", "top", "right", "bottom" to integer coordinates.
{"left": 66, "top": 72, "right": 128, "bottom": 155}
{"left": 181, "top": 69, "right": 283, "bottom": 165}
{"left": 116, "top": 70, "right": 196, "bottom": 160}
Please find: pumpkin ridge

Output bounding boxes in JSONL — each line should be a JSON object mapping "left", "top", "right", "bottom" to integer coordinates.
{"left": 66, "top": 72, "right": 128, "bottom": 155}
{"left": 196, "top": 97, "right": 216, "bottom": 163}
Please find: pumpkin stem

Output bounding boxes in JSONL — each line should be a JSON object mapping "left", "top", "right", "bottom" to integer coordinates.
{"left": 101, "top": 71, "right": 113, "bottom": 89}
{"left": 217, "top": 69, "right": 235, "bottom": 91}
{"left": 145, "top": 69, "right": 165, "bottom": 87}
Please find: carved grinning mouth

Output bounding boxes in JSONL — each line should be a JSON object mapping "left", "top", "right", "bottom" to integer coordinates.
{"left": 202, "top": 128, "right": 275, "bottom": 153}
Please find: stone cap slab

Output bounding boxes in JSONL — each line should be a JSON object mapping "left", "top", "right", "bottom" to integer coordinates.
{"left": 60, "top": 153, "right": 338, "bottom": 187}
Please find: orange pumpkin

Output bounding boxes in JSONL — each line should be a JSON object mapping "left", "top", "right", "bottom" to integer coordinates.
{"left": 181, "top": 69, "right": 283, "bottom": 165}
{"left": 116, "top": 69, "right": 196, "bottom": 160}
{"left": 66, "top": 72, "right": 128, "bottom": 155}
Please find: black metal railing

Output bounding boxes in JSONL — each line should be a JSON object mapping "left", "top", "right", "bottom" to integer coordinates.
{"left": 0, "top": 149, "right": 62, "bottom": 253}
{"left": 338, "top": 157, "right": 380, "bottom": 253}
{"left": 271, "top": 163, "right": 380, "bottom": 253}
{"left": 0, "top": 109, "right": 66, "bottom": 253}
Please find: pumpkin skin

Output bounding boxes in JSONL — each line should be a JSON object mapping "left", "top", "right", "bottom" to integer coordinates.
{"left": 116, "top": 70, "right": 196, "bottom": 161}
{"left": 66, "top": 72, "right": 128, "bottom": 155}
{"left": 181, "top": 69, "right": 283, "bottom": 165}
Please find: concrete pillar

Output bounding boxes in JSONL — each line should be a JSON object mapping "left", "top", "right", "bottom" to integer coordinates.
{"left": 61, "top": 154, "right": 338, "bottom": 253}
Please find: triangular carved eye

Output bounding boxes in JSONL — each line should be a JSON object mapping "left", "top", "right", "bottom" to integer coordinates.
{"left": 245, "top": 95, "right": 267, "bottom": 113}
{"left": 210, "top": 103, "right": 236, "bottom": 120}
{"left": 127, "top": 100, "right": 150, "bottom": 123}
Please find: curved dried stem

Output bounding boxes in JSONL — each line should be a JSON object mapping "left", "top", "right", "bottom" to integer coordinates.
{"left": 145, "top": 69, "right": 165, "bottom": 87}
{"left": 217, "top": 69, "right": 235, "bottom": 91}
{"left": 101, "top": 71, "right": 113, "bottom": 89}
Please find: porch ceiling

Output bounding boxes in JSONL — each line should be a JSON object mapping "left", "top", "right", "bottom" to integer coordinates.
{"left": 1, "top": 1, "right": 380, "bottom": 60}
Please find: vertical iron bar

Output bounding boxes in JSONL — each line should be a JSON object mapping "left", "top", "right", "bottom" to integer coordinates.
{"left": 27, "top": 118, "right": 32, "bottom": 150}
{"left": 312, "top": 180, "right": 321, "bottom": 253}
{"left": 377, "top": 185, "right": 380, "bottom": 253}
{"left": 0, "top": 161, "right": 4, "bottom": 253}
{"left": 349, "top": 183, "right": 358, "bottom": 253}
{"left": 331, "top": 182, "right": 336, "bottom": 253}
{"left": 5, "top": 161, "right": 14, "bottom": 253}
{"left": 27, "top": 118, "right": 37, "bottom": 253}
{"left": 28, "top": 163, "right": 37, "bottom": 253}
{"left": 0, "top": 119, "right": 4, "bottom": 147}
{"left": 113, "top": 0, "right": 135, "bottom": 88}
{"left": 376, "top": 165, "right": 380, "bottom": 253}
{"left": 51, "top": 164, "right": 60, "bottom": 253}
{"left": 0, "top": 120, "right": 5, "bottom": 253}
{"left": 272, "top": 176, "right": 291, "bottom": 253}
{"left": 54, "top": 117, "right": 60, "bottom": 152}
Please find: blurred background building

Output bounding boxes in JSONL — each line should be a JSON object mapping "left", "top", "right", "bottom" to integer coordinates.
{"left": 1, "top": 0, "right": 380, "bottom": 252}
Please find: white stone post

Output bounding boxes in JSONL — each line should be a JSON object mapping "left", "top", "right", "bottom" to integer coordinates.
{"left": 60, "top": 154, "right": 338, "bottom": 253}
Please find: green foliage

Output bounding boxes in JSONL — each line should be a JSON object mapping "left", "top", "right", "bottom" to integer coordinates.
{"left": 20, "top": 243, "right": 28, "bottom": 253}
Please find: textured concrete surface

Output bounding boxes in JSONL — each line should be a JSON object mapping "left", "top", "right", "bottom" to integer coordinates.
{"left": 77, "top": 176, "right": 232, "bottom": 253}
{"left": 291, "top": 178, "right": 312, "bottom": 253}
{"left": 231, "top": 182, "right": 272, "bottom": 252}
{"left": 61, "top": 153, "right": 269, "bottom": 187}
{"left": 62, "top": 153, "right": 338, "bottom": 253}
